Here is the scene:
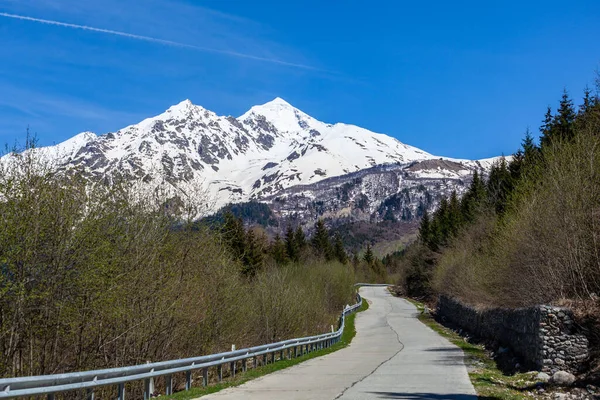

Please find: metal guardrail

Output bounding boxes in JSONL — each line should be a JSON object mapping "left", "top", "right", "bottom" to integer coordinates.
{"left": 0, "top": 285, "right": 387, "bottom": 399}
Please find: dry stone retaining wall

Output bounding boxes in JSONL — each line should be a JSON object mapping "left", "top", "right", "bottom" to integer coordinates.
{"left": 436, "top": 296, "right": 589, "bottom": 374}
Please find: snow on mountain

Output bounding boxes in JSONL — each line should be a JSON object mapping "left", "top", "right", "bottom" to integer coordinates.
{"left": 3, "top": 98, "right": 503, "bottom": 214}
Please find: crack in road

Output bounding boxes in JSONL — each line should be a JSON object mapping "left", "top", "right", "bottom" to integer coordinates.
{"left": 334, "top": 293, "right": 405, "bottom": 399}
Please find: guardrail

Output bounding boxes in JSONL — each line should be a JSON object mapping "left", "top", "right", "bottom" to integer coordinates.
{"left": 0, "top": 285, "right": 387, "bottom": 399}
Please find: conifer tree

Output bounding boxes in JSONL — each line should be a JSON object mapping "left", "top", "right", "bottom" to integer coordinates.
{"left": 555, "top": 89, "right": 576, "bottom": 142}
{"left": 540, "top": 106, "right": 555, "bottom": 148}
{"left": 294, "top": 226, "right": 307, "bottom": 251}
{"left": 284, "top": 225, "right": 299, "bottom": 262}
{"left": 418, "top": 209, "right": 432, "bottom": 246}
{"left": 242, "top": 228, "right": 263, "bottom": 277}
{"left": 333, "top": 234, "right": 348, "bottom": 264}
{"left": 447, "top": 190, "right": 463, "bottom": 236}
{"left": 311, "top": 219, "right": 332, "bottom": 260}
{"left": 223, "top": 211, "right": 246, "bottom": 260}
{"left": 460, "top": 170, "right": 487, "bottom": 224}
{"left": 363, "top": 243, "right": 374, "bottom": 266}
{"left": 270, "top": 234, "right": 288, "bottom": 265}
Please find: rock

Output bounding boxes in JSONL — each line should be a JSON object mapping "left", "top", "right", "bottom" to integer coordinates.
{"left": 553, "top": 393, "right": 567, "bottom": 400}
{"left": 536, "top": 372, "right": 551, "bottom": 383}
{"left": 551, "top": 371, "right": 576, "bottom": 387}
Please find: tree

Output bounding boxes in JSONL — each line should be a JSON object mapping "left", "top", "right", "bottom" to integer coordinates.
{"left": 363, "top": 243, "right": 374, "bottom": 266}
{"left": 270, "top": 234, "right": 288, "bottom": 265}
{"left": 284, "top": 225, "right": 299, "bottom": 262}
{"left": 241, "top": 228, "right": 263, "bottom": 277}
{"left": 541, "top": 90, "right": 576, "bottom": 147}
{"left": 294, "top": 226, "right": 307, "bottom": 252}
{"left": 333, "top": 234, "right": 348, "bottom": 264}
{"left": 418, "top": 210, "right": 432, "bottom": 246}
{"left": 311, "top": 219, "right": 332, "bottom": 260}
{"left": 460, "top": 170, "right": 487, "bottom": 224}
{"left": 223, "top": 211, "right": 246, "bottom": 260}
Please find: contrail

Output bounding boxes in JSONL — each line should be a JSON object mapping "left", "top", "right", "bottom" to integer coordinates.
{"left": 0, "top": 12, "right": 318, "bottom": 70}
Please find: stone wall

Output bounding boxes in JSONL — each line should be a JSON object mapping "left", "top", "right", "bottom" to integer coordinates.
{"left": 436, "top": 296, "right": 589, "bottom": 374}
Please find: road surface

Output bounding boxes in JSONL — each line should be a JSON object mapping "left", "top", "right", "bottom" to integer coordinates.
{"left": 199, "top": 286, "right": 477, "bottom": 399}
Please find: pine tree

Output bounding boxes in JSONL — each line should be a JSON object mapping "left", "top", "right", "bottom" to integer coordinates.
{"left": 363, "top": 243, "right": 374, "bottom": 266}
{"left": 333, "top": 234, "right": 348, "bottom": 264}
{"left": 460, "top": 170, "right": 487, "bottom": 224}
{"left": 284, "top": 225, "right": 299, "bottom": 262}
{"left": 540, "top": 106, "right": 555, "bottom": 148}
{"left": 555, "top": 89, "right": 576, "bottom": 142}
{"left": 270, "top": 234, "right": 288, "bottom": 265}
{"left": 294, "top": 226, "right": 307, "bottom": 251}
{"left": 447, "top": 190, "right": 463, "bottom": 235}
{"left": 418, "top": 210, "right": 432, "bottom": 246}
{"left": 311, "top": 219, "right": 332, "bottom": 260}
{"left": 242, "top": 228, "right": 263, "bottom": 277}
{"left": 222, "top": 211, "right": 246, "bottom": 260}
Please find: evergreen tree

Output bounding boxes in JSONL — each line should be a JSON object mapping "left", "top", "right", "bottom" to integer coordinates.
{"left": 555, "top": 89, "right": 576, "bottom": 142}
{"left": 541, "top": 90, "right": 576, "bottom": 147}
{"left": 487, "top": 158, "right": 512, "bottom": 215}
{"left": 294, "top": 226, "right": 307, "bottom": 251}
{"left": 363, "top": 243, "right": 374, "bottom": 266}
{"left": 311, "top": 219, "right": 332, "bottom": 260}
{"left": 284, "top": 225, "right": 299, "bottom": 262}
{"left": 447, "top": 190, "right": 463, "bottom": 235}
{"left": 460, "top": 170, "right": 487, "bottom": 224}
{"left": 270, "top": 234, "right": 288, "bottom": 265}
{"left": 222, "top": 211, "right": 246, "bottom": 260}
{"left": 418, "top": 209, "right": 432, "bottom": 246}
{"left": 333, "top": 234, "right": 348, "bottom": 264}
{"left": 540, "top": 106, "right": 555, "bottom": 148}
{"left": 241, "top": 228, "right": 263, "bottom": 277}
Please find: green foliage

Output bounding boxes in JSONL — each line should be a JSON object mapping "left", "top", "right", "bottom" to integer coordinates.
{"left": 285, "top": 225, "right": 299, "bottom": 262}
{"left": 332, "top": 234, "right": 348, "bottom": 264}
{"left": 311, "top": 219, "right": 333, "bottom": 261}
{"left": 363, "top": 243, "right": 374, "bottom": 265}
{"left": 270, "top": 234, "right": 288, "bottom": 265}
{"left": 204, "top": 201, "right": 277, "bottom": 227}
{"left": 0, "top": 151, "right": 356, "bottom": 380}
{"left": 404, "top": 84, "right": 600, "bottom": 307}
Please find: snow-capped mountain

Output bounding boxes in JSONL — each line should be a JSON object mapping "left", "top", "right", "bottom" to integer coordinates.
{"left": 6, "top": 98, "right": 501, "bottom": 216}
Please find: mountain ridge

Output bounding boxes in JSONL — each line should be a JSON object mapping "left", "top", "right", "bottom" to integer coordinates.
{"left": 3, "top": 98, "right": 504, "bottom": 218}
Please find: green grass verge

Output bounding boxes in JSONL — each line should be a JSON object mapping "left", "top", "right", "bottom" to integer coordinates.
{"left": 165, "top": 298, "right": 369, "bottom": 400}
{"left": 404, "top": 297, "right": 541, "bottom": 400}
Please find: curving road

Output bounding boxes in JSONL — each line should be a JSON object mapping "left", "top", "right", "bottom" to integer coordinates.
{"left": 199, "top": 286, "right": 476, "bottom": 399}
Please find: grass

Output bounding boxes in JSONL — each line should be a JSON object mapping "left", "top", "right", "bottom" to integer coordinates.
{"left": 165, "top": 298, "right": 369, "bottom": 400}
{"left": 403, "top": 297, "right": 541, "bottom": 400}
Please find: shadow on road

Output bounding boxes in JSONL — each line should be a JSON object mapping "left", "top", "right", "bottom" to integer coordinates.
{"left": 368, "top": 392, "right": 500, "bottom": 400}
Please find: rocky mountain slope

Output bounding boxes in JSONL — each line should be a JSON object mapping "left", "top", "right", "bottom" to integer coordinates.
{"left": 6, "top": 98, "right": 502, "bottom": 221}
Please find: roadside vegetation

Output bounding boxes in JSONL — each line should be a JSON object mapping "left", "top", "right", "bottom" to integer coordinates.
{"left": 0, "top": 142, "right": 368, "bottom": 398}
{"left": 389, "top": 79, "right": 600, "bottom": 380}
{"left": 165, "top": 297, "right": 369, "bottom": 400}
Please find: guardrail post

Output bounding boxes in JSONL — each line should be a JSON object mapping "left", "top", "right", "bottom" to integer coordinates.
{"left": 117, "top": 383, "right": 125, "bottom": 400}
{"left": 185, "top": 370, "right": 192, "bottom": 391}
{"left": 165, "top": 375, "right": 173, "bottom": 395}
{"left": 253, "top": 355, "right": 257, "bottom": 368}
{"left": 218, "top": 364, "right": 223, "bottom": 382}
{"left": 87, "top": 388, "right": 94, "bottom": 400}
{"left": 47, "top": 394, "right": 55, "bottom": 400}
{"left": 144, "top": 378, "right": 151, "bottom": 400}
{"left": 202, "top": 368, "right": 208, "bottom": 387}
{"left": 243, "top": 358, "right": 247, "bottom": 372}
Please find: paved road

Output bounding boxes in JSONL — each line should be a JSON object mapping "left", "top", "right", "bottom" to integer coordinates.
{"left": 199, "top": 286, "right": 477, "bottom": 399}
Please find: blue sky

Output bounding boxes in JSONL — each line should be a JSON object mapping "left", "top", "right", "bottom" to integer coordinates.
{"left": 0, "top": 0, "right": 598, "bottom": 159}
